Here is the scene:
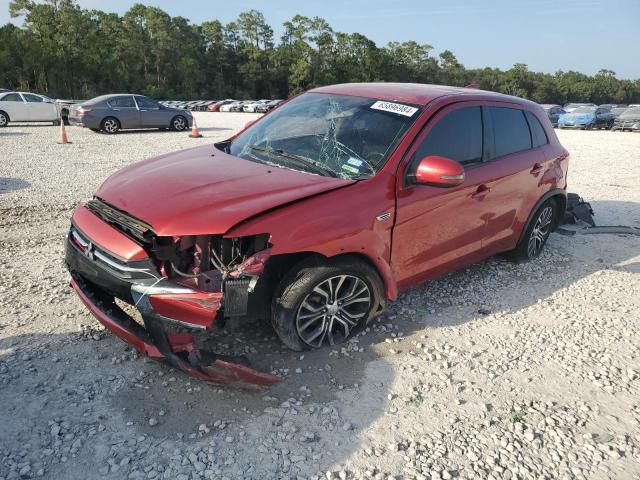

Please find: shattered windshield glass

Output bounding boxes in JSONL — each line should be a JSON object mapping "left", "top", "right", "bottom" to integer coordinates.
{"left": 227, "top": 92, "right": 419, "bottom": 179}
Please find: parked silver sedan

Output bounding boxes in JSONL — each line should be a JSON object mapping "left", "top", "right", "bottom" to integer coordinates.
{"left": 68, "top": 94, "right": 192, "bottom": 133}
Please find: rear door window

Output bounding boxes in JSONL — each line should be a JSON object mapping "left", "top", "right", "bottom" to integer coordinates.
{"left": 524, "top": 111, "right": 548, "bottom": 148}
{"left": 2, "top": 93, "right": 24, "bottom": 102}
{"left": 413, "top": 106, "right": 483, "bottom": 165}
{"left": 109, "top": 96, "right": 136, "bottom": 108}
{"left": 489, "top": 107, "right": 532, "bottom": 158}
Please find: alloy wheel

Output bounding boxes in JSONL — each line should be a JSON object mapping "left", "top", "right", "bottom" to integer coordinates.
{"left": 103, "top": 119, "right": 119, "bottom": 133}
{"left": 527, "top": 206, "right": 553, "bottom": 258}
{"left": 0, "top": 113, "right": 7, "bottom": 127}
{"left": 173, "top": 117, "right": 186, "bottom": 130}
{"left": 295, "top": 275, "right": 371, "bottom": 348}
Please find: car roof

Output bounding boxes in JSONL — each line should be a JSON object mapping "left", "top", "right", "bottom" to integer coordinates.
{"left": 310, "top": 82, "right": 528, "bottom": 107}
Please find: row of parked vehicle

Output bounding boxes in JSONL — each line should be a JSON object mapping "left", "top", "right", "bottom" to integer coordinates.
{"left": 0, "top": 88, "right": 283, "bottom": 131}
{"left": 542, "top": 102, "right": 640, "bottom": 131}
{"left": 160, "top": 99, "right": 283, "bottom": 113}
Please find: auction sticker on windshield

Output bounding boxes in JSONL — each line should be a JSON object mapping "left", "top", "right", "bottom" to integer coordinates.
{"left": 370, "top": 100, "right": 418, "bottom": 117}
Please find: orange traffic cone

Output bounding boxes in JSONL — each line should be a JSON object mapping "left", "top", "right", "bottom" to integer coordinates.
{"left": 189, "top": 116, "right": 203, "bottom": 138}
{"left": 57, "top": 119, "right": 71, "bottom": 144}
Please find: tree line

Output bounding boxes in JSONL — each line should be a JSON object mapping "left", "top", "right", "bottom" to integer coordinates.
{"left": 2, "top": 0, "right": 639, "bottom": 104}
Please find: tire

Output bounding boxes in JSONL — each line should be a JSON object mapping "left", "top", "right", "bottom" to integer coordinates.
{"left": 89, "top": 128, "right": 100, "bottom": 132}
{"left": 506, "top": 198, "right": 557, "bottom": 263}
{"left": 0, "top": 111, "right": 9, "bottom": 127}
{"left": 171, "top": 115, "right": 188, "bottom": 131}
{"left": 101, "top": 117, "right": 120, "bottom": 134}
{"left": 272, "top": 256, "right": 386, "bottom": 351}
{"left": 52, "top": 119, "right": 60, "bottom": 126}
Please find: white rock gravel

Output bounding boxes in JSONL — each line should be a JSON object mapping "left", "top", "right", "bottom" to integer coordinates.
{"left": 1, "top": 117, "right": 639, "bottom": 479}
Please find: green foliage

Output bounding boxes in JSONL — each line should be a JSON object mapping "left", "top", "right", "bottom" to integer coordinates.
{"left": 406, "top": 393, "right": 425, "bottom": 407}
{"left": 2, "top": 1, "right": 639, "bottom": 103}
{"left": 510, "top": 411, "right": 526, "bottom": 423}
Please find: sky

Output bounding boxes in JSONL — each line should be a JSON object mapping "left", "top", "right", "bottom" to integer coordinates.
{"left": 2, "top": 0, "right": 639, "bottom": 79}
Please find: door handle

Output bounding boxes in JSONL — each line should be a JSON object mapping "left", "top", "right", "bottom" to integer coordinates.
{"left": 530, "top": 163, "right": 544, "bottom": 175}
{"left": 471, "top": 184, "right": 491, "bottom": 201}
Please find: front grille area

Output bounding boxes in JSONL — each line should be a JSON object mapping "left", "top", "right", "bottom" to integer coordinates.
{"left": 87, "top": 198, "right": 155, "bottom": 244}
{"left": 69, "top": 226, "right": 154, "bottom": 280}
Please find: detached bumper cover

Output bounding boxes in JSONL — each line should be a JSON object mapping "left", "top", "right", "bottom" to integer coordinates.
{"left": 66, "top": 227, "right": 281, "bottom": 388}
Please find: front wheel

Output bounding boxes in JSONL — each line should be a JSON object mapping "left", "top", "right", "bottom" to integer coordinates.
{"left": 272, "top": 257, "right": 386, "bottom": 351}
{"left": 506, "top": 198, "right": 557, "bottom": 262}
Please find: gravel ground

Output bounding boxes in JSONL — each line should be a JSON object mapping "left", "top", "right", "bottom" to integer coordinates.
{"left": 0, "top": 115, "right": 639, "bottom": 480}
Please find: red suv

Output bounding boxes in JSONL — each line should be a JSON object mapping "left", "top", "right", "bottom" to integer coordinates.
{"left": 65, "top": 83, "right": 569, "bottom": 386}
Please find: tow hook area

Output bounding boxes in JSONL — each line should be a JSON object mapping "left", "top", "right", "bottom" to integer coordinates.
{"left": 136, "top": 295, "right": 282, "bottom": 388}
{"left": 70, "top": 274, "right": 281, "bottom": 388}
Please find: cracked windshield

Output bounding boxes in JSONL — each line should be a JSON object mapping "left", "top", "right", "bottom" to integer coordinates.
{"left": 228, "top": 92, "right": 419, "bottom": 179}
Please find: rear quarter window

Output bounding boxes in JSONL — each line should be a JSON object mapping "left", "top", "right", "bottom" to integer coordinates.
{"left": 525, "top": 111, "right": 548, "bottom": 148}
{"left": 108, "top": 96, "right": 135, "bottom": 108}
{"left": 489, "top": 107, "right": 532, "bottom": 158}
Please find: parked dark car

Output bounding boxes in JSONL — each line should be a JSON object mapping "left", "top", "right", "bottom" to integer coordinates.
{"left": 611, "top": 107, "right": 640, "bottom": 131}
{"left": 65, "top": 82, "right": 569, "bottom": 386}
{"left": 558, "top": 106, "right": 615, "bottom": 129}
{"left": 541, "top": 104, "right": 565, "bottom": 127}
{"left": 68, "top": 94, "right": 193, "bottom": 133}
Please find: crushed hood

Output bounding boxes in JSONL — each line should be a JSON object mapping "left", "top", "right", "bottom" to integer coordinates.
{"left": 96, "top": 145, "right": 354, "bottom": 236}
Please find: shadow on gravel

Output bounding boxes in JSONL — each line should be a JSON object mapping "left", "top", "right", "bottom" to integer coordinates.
{"left": 0, "top": 131, "right": 32, "bottom": 137}
{"left": 0, "top": 177, "right": 30, "bottom": 193}
{"left": 0, "top": 201, "right": 637, "bottom": 478}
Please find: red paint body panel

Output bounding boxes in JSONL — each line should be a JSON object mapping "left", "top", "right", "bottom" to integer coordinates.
{"left": 72, "top": 204, "right": 148, "bottom": 260}
{"left": 96, "top": 145, "right": 354, "bottom": 236}
{"left": 149, "top": 292, "right": 222, "bottom": 328}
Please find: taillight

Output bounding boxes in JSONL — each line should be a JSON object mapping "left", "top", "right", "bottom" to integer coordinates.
{"left": 76, "top": 107, "right": 91, "bottom": 116}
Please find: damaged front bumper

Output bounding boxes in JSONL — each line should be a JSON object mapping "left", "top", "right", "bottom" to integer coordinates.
{"left": 65, "top": 215, "right": 281, "bottom": 388}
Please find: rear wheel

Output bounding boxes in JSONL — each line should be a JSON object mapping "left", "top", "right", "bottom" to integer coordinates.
{"left": 101, "top": 117, "right": 120, "bottom": 134}
{"left": 272, "top": 257, "right": 385, "bottom": 351}
{"left": 0, "top": 111, "right": 8, "bottom": 127}
{"left": 171, "top": 115, "right": 187, "bottom": 131}
{"left": 506, "top": 198, "right": 557, "bottom": 262}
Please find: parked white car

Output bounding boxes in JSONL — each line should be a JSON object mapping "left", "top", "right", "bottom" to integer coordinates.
{"left": 243, "top": 99, "right": 270, "bottom": 113}
{"left": 0, "top": 91, "right": 59, "bottom": 126}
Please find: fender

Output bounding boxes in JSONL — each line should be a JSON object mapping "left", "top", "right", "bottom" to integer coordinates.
{"left": 516, "top": 188, "right": 567, "bottom": 244}
{"left": 224, "top": 174, "right": 400, "bottom": 300}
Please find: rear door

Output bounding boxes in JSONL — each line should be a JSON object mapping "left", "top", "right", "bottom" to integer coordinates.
{"left": 22, "top": 93, "right": 57, "bottom": 121}
{"left": 134, "top": 96, "right": 167, "bottom": 128}
{"left": 479, "top": 105, "right": 546, "bottom": 253}
{"left": 392, "top": 103, "right": 496, "bottom": 287}
{"left": 107, "top": 96, "right": 140, "bottom": 129}
{"left": 0, "top": 93, "right": 29, "bottom": 121}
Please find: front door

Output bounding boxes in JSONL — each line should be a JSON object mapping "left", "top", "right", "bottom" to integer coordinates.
{"left": 392, "top": 103, "right": 496, "bottom": 289}
{"left": 22, "top": 93, "right": 56, "bottom": 121}
{"left": 134, "top": 96, "right": 166, "bottom": 128}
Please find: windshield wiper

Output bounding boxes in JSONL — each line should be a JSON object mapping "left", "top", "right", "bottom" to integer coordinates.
{"left": 249, "top": 145, "right": 338, "bottom": 177}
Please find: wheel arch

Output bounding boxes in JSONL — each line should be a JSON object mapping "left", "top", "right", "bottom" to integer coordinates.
{"left": 517, "top": 188, "right": 567, "bottom": 245}
{"left": 0, "top": 110, "right": 10, "bottom": 123}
